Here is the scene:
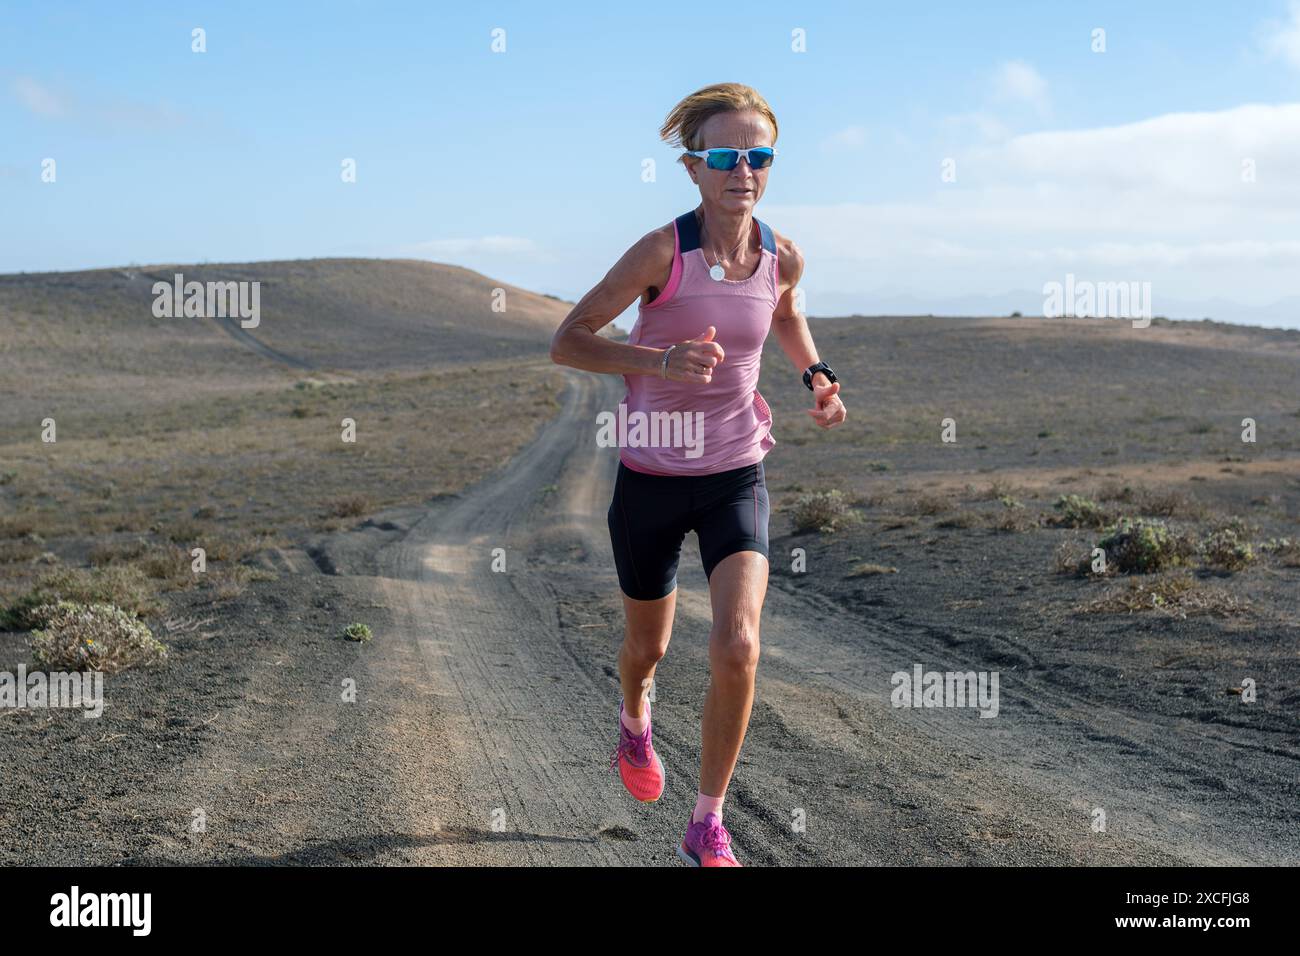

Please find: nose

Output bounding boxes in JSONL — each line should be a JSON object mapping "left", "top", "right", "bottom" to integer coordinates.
{"left": 729, "top": 159, "right": 755, "bottom": 184}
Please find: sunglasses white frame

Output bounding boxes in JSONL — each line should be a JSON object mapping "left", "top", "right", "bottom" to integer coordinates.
{"left": 682, "top": 146, "right": 778, "bottom": 169}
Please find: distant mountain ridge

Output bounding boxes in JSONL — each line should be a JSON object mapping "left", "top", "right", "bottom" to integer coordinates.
{"left": 807, "top": 289, "right": 1300, "bottom": 331}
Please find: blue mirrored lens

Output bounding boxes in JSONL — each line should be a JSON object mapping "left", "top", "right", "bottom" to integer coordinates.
{"left": 707, "top": 150, "right": 739, "bottom": 170}
{"left": 749, "top": 148, "right": 774, "bottom": 168}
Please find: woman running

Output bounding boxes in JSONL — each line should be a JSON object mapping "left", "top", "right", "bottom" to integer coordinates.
{"left": 550, "top": 82, "right": 846, "bottom": 866}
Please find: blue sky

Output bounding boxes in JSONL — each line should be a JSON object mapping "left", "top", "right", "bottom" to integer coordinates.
{"left": 4, "top": 1, "right": 1299, "bottom": 326}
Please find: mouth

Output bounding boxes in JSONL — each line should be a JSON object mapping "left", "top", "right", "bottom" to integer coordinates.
{"left": 726, "top": 189, "right": 752, "bottom": 195}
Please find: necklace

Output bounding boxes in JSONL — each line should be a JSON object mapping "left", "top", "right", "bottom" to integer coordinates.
{"left": 698, "top": 211, "right": 752, "bottom": 282}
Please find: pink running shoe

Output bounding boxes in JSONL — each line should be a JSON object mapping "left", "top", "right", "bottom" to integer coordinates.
{"left": 610, "top": 701, "right": 665, "bottom": 802}
{"left": 677, "top": 812, "right": 742, "bottom": 867}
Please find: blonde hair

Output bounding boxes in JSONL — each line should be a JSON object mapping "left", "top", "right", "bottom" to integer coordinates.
{"left": 659, "top": 83, "right": 778, "bottom": 164}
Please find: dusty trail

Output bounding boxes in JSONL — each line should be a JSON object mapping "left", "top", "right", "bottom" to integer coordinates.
{"left": 362, "top": 370, "right": 1297, "bottom": 865}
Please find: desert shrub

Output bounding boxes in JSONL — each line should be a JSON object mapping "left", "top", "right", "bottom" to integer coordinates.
{"left": 344, "top": 622, "right": 373, "bottom": 643}
{"left": 1096, "top": 518, "right": 1195, "bottom": 574}
{"left": 30, "top": 601, "right": 168, "bottom": 672}
{"left": 2, "top": 565, "right": 155, "bottom": 630}
{"left": 1095, "top": 482, "right": 1134, "bottom": 503}
{"left": 1133, "top": 488, "right": 1206, "bottom": 520}
{"left": 1200, "top": 527, "right": 1255, "bottom": 572}
{"left": 987, "top": 480, "right": 1019, "bottom": 499}
{"left": 789, "top": 490, "right": 860, "bottom": 533}
{"left": 1076, "top": 572, "right": 1249, "bottom": 619}
{"left": 1260, "top": 538, "right": 1300, "bottom": 567}
{"left": 1053, "top": 538, "right": 1095, "bottom": 576}
{"left": 329, "top": 495, "right": 371, "bottom": 519}
{"left": 1093, "top": 484, "right": 1205, "bottom": 520}
{"left": 906, "top": 494, "right": 952, "bottom": 516}
{"left": 1052, "top": 495, "right": 1109, "bottom": 529}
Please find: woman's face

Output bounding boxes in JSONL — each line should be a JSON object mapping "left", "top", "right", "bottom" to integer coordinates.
{"left": 686, "top": 109, "right": 774, "bottom": 214}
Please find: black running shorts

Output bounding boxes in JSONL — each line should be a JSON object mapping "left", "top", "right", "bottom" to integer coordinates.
{"left": 607, "top": 460, "right": 770, "bottom": 601}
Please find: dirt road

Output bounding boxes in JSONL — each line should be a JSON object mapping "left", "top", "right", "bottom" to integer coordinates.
{"left": 342, "top": 370, "right": 1295, "bottom": 866}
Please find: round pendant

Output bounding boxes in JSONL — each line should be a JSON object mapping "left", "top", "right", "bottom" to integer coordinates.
{"left": 709, "top": 264, "right": 725, "bottom": 281}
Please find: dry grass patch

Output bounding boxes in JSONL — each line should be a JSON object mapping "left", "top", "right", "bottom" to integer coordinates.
{"left": 1075, "top": 572, "right": 1251, "bottom": 619}
{"left": 2, "top": 565, "right": 158, "bottom": 630}
{"left": 847, "top": 562, "right": 898, "bottom": 577}
{"left": 788, "top": 490, "right": 862, "bottom": 533}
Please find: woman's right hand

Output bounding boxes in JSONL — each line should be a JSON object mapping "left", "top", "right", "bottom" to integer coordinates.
{"left": 663, "top": 326, "right": 726, "bottom": 384}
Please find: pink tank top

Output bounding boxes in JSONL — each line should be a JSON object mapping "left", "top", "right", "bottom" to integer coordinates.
{"left": 619, "top": 209, "right": 779, "bottom": 476}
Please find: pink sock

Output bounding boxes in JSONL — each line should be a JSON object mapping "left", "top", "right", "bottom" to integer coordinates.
{"left": 621, "top": 698, "right": 649, "bottom": 735}
{"left": 692, "top": 791, "right": 724, "bottom": 824}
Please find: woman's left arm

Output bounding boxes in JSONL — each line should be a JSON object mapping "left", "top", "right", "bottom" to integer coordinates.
{"left": 770, "top": 239, "right": 847, "bottom": 429}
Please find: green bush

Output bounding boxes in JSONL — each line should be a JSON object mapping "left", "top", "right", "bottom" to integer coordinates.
{"left": 344, "top": 622, "right": 373, "bottom": 643}
{"left": 1052, "top": 495, "right": 1109, "bottom": 529}
{"left": 31, "top": 601, "right": 168, "bottom": 673}
{"left": 1096, "top": 518, "right": 1195, "bottom": 574}
{"left": 1200, "top": 527, "right": 1255, "bottom": 572}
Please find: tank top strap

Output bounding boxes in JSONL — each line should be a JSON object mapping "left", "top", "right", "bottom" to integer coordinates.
{"left": 675, "top": 210, "right": 702, "bottom": 253}
{"left": 676, "top": 210, "right": 774, "bottom": 256}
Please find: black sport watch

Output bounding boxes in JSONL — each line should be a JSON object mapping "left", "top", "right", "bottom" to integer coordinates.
{"left": 803, "top": 361, "right": 837, "bottom": 390}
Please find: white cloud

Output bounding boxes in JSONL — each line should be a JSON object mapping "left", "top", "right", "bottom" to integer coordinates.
{"left": 12, "top": 76, "right": 67, "bottom": 117}
{"left": 1263, "top": 0, "right": 1300, "bottom": 69}
{"left": 992, "top": 60, "right": 1050, "bottom": 115}
{"left": 763, "top": 103, "right": 1300, "bottom": 310}
{"left": 9, "top": 76, "right": 185, "bottom": 129}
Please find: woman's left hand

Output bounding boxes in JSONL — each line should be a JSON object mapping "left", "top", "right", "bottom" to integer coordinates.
{"left": 806, "top": 380, "right": 847, "bottom": 428}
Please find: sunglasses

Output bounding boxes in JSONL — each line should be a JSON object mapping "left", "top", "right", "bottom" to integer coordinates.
{"left": 682, "top": 146, "right": 777, "bottom": 171}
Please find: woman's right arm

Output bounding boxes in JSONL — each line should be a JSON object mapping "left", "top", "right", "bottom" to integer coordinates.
{"left": 549, "top": 229, "right": 721, "bottom": 383}
{"left": 549, "top": 229, "right": 671, "bottom": 376}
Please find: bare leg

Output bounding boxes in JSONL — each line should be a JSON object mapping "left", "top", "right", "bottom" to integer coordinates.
{"left": 699, "top": 551, "right": 768, "bottom": 797}
{"left": 618, "top": 589, "right": 675, "bottom": 718}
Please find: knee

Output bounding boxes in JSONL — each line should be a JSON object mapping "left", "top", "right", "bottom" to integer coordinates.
{"left": 623, "top": 631, "right": 670, "bottom": 668}
{"left": 710, "top": 619, "right": 760, "bottom": 677}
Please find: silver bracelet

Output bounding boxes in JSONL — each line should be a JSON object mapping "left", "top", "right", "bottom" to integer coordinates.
{"left": 660, "top": 344, "right": 677, "bottom": 379}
